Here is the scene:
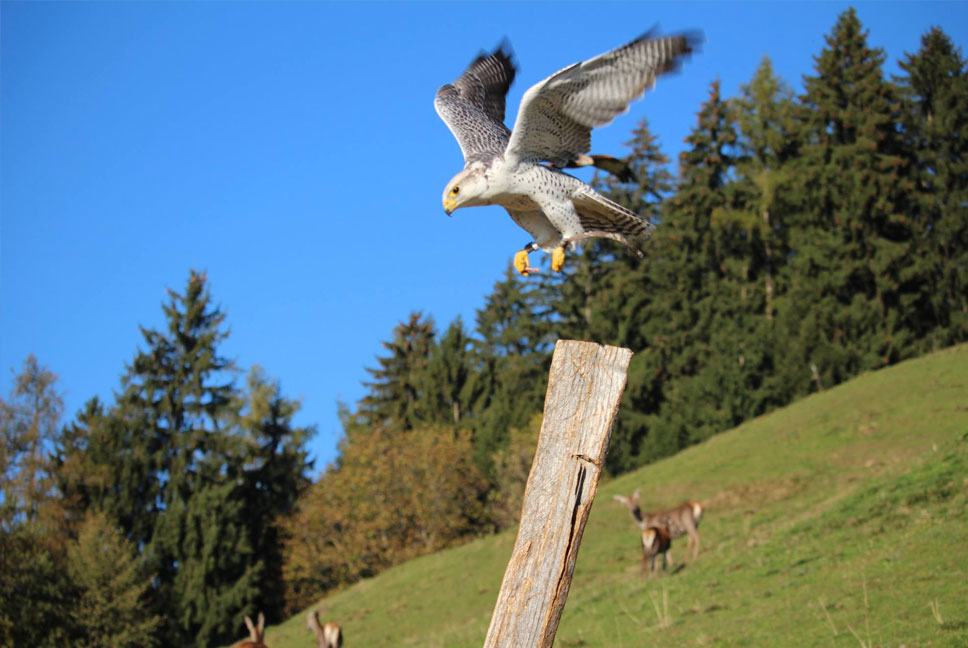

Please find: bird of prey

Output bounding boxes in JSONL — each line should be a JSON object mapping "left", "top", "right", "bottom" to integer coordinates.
{"left": 435, "top": 31, "right": 699, "bottom": 275}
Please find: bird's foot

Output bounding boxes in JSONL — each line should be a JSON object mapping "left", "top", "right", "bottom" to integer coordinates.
{"left": 551, "top": 246, "right": 566, "bottom": 272}
{"left": 514, "top": 243, "right": 540, "bottom": 276}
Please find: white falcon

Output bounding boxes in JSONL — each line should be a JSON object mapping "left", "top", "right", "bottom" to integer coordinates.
{"left": 435, "top": 31, "right": 700, "bottom": 275}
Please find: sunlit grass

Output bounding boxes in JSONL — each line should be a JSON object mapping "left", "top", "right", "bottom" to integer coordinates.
{"left": 252, "top": 344, "right": 968, "bottom": 648}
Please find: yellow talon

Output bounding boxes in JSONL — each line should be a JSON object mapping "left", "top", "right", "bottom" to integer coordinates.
{"left": 514, "top": 249, "right": 533, "bottom": 276}
{"left": 551, "top": 246, "right": 566, "bottom": 272}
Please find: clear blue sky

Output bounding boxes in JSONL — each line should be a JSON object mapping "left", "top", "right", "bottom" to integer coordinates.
{"left": 3, "top": 1, "right": 966, "bottom": 473}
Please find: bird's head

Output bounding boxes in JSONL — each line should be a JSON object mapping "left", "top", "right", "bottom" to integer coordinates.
{"left": 442, "top": 170, "right": 488, "bottom": 215}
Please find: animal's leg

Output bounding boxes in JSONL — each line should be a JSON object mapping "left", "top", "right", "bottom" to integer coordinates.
{"left": 690, "top": 529, "right": 701, "bottom": 561}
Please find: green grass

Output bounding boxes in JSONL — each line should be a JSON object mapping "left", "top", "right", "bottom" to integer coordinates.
{"left": 258, "top": 344, "right": 968, "bottom": 647}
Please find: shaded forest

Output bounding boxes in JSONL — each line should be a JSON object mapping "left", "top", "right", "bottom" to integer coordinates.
{"left": 2, "top": 10, "right": 966, "bottom": 647}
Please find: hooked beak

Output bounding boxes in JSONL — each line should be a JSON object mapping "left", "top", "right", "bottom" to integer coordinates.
{"left": 443, "top": 198, "right": 457, "bottom": 215}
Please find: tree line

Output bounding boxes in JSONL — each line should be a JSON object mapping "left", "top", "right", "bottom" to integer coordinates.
{"left": 2, "top": 9, "right": 965, "bottom": 646}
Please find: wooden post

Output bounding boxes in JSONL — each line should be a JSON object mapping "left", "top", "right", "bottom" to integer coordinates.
{"left": 483, "top": 340, "right": 633, "bottom": 648}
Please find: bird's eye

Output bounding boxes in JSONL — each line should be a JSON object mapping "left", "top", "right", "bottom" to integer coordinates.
{"left": 450, "top": 186, "right": 460, "bottom": 197}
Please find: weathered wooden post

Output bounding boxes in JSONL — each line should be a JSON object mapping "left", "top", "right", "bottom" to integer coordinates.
{"left": 483, "top": 340, "right": 633, "bottom": 648}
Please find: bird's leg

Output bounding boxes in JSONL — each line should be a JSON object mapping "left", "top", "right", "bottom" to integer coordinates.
{"left": 514, "top": 242, "right": 540, "bottom": 276}
{"left": 551, "top": 246, "right": 566, "bottom": 272}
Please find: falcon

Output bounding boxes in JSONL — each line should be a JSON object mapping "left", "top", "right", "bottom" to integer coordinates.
{"left": 435, "top": 31, "right": 699, "bottom": 275}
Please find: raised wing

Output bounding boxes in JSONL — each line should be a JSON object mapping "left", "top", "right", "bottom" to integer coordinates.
{"left": 435, "top": 42, "right": 517, "bottom": 164}
{"left": 505, "top": 31, "right": 700, "bottom": 167}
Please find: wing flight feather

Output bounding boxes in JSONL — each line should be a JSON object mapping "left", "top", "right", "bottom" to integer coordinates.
{"left": 434, "top": 42, "right": 517, "bottom": 164}
{"left": 505, "top": 31, "right": 701, "bottom": 166}
{"left": 572, "top": 187, "right": 656, "bottom": 240}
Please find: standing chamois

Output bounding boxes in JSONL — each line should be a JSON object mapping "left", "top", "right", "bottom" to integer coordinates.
{"left": 614, "top": 488, "right": 704, "bottom": 562}
{"left": 308, "top": 608, "right": 343, "bottom": 648}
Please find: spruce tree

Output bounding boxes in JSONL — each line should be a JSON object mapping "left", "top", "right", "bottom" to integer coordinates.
{"left": 419, "top": 317, "right": 479, "bottom": 426}
{"left": 358, "top": 312, "right": 437, "bottom": 430}
{"left": 471, "top": 265, "right": 552, "bottom": 477}
{"left": 786, "top": 8, "right": 915, "bottom": 392}
{"left": 117, "top": 271, "right": 257, "bottom": 647}
{"left": 735, "top": 56, "right": 800, "bottom": 325}
{"left": 231, "top": 367, "right": 313, "bottom": 624}
{"left": 0, "top": 519, "right": 73, "bottom": 647}
{"left": 624, "top": 80, "right": 745, "bottom": 467}
{"left": 56, "top": 397, "right": 158, "bottom": 552}
{"left": 57, "top": 271, "right": 311, "bottom": 647}
{"left": 895, "top": 27, "right": 968, "bottom": 349}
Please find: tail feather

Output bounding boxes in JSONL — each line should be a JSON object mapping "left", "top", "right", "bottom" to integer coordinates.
{"left": 565, "top": 154, "right": 637, "bottom": 183}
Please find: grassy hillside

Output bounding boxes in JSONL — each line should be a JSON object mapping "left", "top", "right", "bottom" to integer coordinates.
{"left": 257, "top": 344, "right": 968, "bottom": 647}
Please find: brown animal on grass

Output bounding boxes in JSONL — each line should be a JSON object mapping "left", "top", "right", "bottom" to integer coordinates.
{"left": 614, "top": 488, "right": 703, "bottom": 561}
{"left": 307, "top": 608, "right": 343, "bottom": 648}
{"left": 640, "top": 526, "right": 672, "bottom": 576}
{"left": 233, "top": 612, "right": 268, "bottom": 648}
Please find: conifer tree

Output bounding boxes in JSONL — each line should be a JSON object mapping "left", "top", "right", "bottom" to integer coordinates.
{"left": 116, "top": 271, "right": 257, "bottom": 647}
{"left": 66, "top": 512, "right": 161, "bottom": 648}
{"left": 359, "top": 312, "right": 437, "bottom": 430}
{"left": 895, "top": 27, "right": 968, "bottom": 349}
{"left": 56, "top": 397, "right": 157, "bottom": 551}
{"left": 735, "top": 56, "right": 800, "bottom": 325}
{"left": 0, "top": 355, "right": 65, "bottom": 530}
{"left": 419, "top": 317, "right": 479, "bottom": 426}
{"left": 0, "top": 356, "right": 74, "bottom": 647}
{"left": 627, "top": 79, "right": 745, "bottom": 466}
{"left": 57, "top": 271, "right": 311, "bottom": 647}
{"left": 231, "top": 367, "right": 313, "bottom": 623}
{"left": 0, "top": 518, "right": 73, "bottom": 647}
{"left": 470, "top": 266, "right": 552, "bottom": 477}
{"left": 785, "top": 8, "right": 915, "bottom": 391}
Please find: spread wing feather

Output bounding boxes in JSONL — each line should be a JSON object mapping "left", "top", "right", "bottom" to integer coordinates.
{"left": 434, "top": 42, "right": 517, "bottom": 164}
{"left": 572, "top": 187, "right": 655, "bottom": 242}
{"left": 505, "top": 30, "right": 701, "bottom": 167}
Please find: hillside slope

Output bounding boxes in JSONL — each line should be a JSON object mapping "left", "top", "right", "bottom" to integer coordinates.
{"left": 258, "top": 344, "right": 968, "bottom": 647}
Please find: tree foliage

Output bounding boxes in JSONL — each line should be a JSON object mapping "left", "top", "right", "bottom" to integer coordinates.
{"left": 0, "top": 356, "right": 73, "bottom": 648}
{"left": 281, "top": 423, "right": 485, "bottom": 613}
{"left": 55, "top": 271, "right": 312, "bottom": 647}
{"left": 66, "top": 512, "right": 161, "bottom": 648}
{"left": 1, "top": 354, "right": 65, "bottom": 531}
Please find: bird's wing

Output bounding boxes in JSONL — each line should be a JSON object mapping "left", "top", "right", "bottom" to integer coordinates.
{"left": 570, "top": 187, "right": 655, "bottom": 254}
{"left": 435, "top": 42, "right": 517, "bottom": 164}
{"left": 505, "top": 30, "right": 700, "bottom": 167}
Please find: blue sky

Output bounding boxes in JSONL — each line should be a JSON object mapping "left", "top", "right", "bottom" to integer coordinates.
{"left": 3, "top": 1, "right": 966, "bottom": 473}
